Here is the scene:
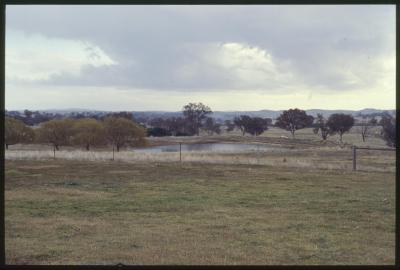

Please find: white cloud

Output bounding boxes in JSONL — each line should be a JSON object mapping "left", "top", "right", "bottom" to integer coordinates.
{"left": 6, "top": 31, "right": 117, "bottom": 82}
{"left": 172, "top": 42, "right": 298, "bottom": 91}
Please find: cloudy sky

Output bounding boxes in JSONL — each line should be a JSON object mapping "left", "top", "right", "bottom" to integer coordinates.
{"left": 5, "top": 5, "right": 395, "bottom": 111}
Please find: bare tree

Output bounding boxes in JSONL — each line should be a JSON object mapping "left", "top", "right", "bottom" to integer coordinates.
{"left": 359, "top": 117, "right": 377, "bottom": 142}
{"left": 165, "top": 117, "right": 188, "bottom": 136}
{"left": 313, "top": 113, "right": 330, "bottom": 141}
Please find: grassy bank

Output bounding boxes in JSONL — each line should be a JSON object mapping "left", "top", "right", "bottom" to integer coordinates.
{"left": 5, "top": 159, "right": 395, "bottom": 265}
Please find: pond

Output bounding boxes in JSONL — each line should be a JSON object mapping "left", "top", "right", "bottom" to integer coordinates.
{"left": 133, "top": 143, "right": 282, "bottom": 153}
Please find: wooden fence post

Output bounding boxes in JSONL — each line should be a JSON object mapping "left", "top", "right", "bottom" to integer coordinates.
{"left": 53, "top": 146, "right": 56, "bottom": 160}
{"left": 352, "top": 146, "right": 357, "bottom": 171}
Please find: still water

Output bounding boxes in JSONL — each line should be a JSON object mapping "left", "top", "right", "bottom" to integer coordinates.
{"left": 134, "top": 143, "right": 280, "bottom": 153}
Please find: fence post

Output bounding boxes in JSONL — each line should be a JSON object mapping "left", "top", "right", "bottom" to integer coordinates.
{"left": 352, "top": 146, "right": 357, "bottom": 171}
{"left": 179, "top": 142, "right": 182, "bottom": 163}
{"left": 112, "top": 146, "right": 115, "bottom": 161}
{"left": 53, "top": 146, "right": 56, "bottom": 160}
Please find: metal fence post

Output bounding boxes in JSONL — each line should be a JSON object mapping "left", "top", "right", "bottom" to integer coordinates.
{"left": 352, "top": 146, "right": 357, "bottom": 171}
{"left": 179, "top": 142, "right": 182, "bottom": 163}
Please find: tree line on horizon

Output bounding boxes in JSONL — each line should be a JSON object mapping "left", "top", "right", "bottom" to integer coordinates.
{"left": 5, "top": 103, "right": 397, "bottom": 151}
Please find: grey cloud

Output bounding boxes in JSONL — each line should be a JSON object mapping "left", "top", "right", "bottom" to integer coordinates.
{"left": 6, "top": 5, "right": 395, "bottom": 92}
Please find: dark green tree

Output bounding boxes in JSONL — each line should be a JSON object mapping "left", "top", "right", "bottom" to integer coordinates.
{"left": 182, "top": 103, "right": 212, "bottom": 136}
{"left": 326, "top": 113, "right": 355, "bottom": 143}
{"left": 275, "top": 109, "right": 314, "bottom": 138}
{"left": 380, "top": 115, "right": 396, "bottom": 147}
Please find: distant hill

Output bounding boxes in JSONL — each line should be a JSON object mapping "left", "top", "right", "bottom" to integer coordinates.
{"left": 10, "top": 108, "right": 395, "bottom": 121}
{"left": 42, "top": 108, "right": 104, "bottom": 114}
{"left": 212, "top": 108, "right": 396, "bottom": 121}
{"left": 144, "top": 108, "right": 397, "bottom": 121}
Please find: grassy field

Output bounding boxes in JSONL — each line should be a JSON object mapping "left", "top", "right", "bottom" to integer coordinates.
{"left": 5, "top": 160, "right": 395, "bottom": 264}
{"left": 5, "top": 127, "right": 396, "bottom": 265}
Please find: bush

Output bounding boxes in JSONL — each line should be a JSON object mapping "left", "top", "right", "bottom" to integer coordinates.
{"left": 147, "top": 127, "right": 172, "bottom": 137}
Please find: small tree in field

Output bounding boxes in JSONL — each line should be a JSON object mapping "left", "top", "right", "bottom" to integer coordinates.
{"left": 36, "top": 118, "right": 75, "bottom": 151}
{"left": 233, "top": 115, "right": 251, "bottom": 136}
{"left": 72, "top": 118, "right": 106, "bottom": 150}
{"left": 246, "top": 117, "right": 269, "bottom": 136}
{"left": 165, "top": 117, "right": 188, "bottom": 136}
{"left": 103, "top": 117, "right": 147, "bottom": 152}
{"left": 359, "top": 117, "right": 377, "bottom": 142}
{"left": 5, "top": 117, "right": 35, "bottom": 149}
{"left": 233, "top": 115, "right": 269, "bottom": 136}
{"left": 313, "top": 113, "right": 330, "bottom": 141}
{"left": 326, "top": 113, "right": 354, "bottom": 143}
{"left": 275, "top": 109, "right": 314, "bottom": 138}
{"left": 380, "top": 115, "right": 396, "bottom": 147}
{"left": 203, "top": 117, "right": 221, "bottom": 135}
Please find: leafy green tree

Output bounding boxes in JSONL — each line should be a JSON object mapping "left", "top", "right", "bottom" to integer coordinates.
{"left": 103, "top": 117, "right": 147, "bottom": 152}
{"left": 182, "top": 102, "right": 212, "bottom": 136}
{"left": 233, "top": 115, "right": 269, "bottom": 136}
{"left": 72, "top": 118, "right": 106, "bottom": 150}
{"left": 5, "top": 117, "right": 35, "bottom": 149}
{"left": 275, "top": 109, "right": 314, "bottom": 138}
{"left": 326, "top": 113, "right": 355, "bottom": 143}
{"left": 36, "top": 118, "right": 76, "bottom": 151}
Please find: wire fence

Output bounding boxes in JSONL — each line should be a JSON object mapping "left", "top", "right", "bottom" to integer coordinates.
{"left": 352, "top": 146, "right": 396, "bottom": 171}
{"left": 5, "top": 144, "right": 396, "bottom": 173}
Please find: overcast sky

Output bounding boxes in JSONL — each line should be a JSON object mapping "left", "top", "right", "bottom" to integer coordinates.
{"left": 5, "top": 5, "right": 396, "bottom": 111}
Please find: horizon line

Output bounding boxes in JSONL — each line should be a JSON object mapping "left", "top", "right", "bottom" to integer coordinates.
{"left": 5, "top": 107, "right": 397, "bottom": 112}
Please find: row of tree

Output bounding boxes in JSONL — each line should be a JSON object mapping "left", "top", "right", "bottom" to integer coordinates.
{"left": 150, "top": 104, "right": 395, "bottom": 147}
{"left": 5, "top": 103, "right": 396, "bottom": 149}
{"left": 5, "top": 116, "right": 146, "bottom": 152}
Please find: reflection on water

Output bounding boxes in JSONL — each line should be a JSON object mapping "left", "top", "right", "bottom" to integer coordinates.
{"left": 134, "top": 143, "right": 279, "bottom": 153}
